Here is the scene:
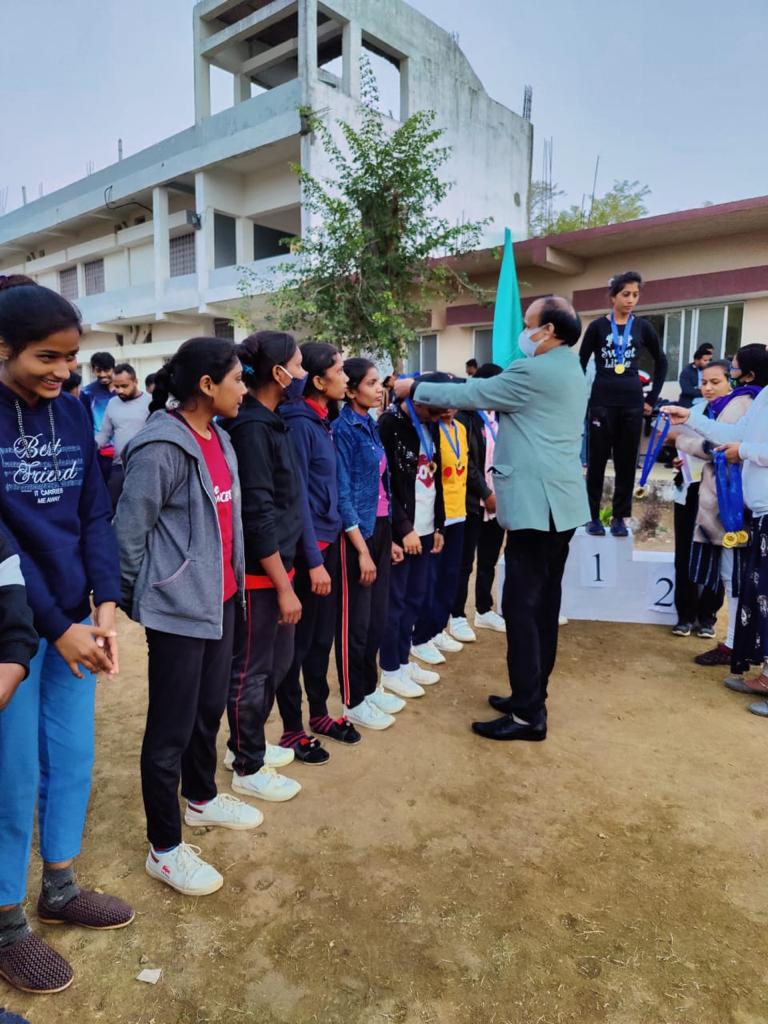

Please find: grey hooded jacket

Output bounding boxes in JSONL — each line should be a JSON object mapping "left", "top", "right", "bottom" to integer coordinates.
{"left": 114, "top": 410, "right": 245, "bottom": 639}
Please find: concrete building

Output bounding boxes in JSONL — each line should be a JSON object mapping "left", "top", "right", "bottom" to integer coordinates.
{"left": 422, "top": 195, "right": 768, "bottom": 399}
{"left": 0, "top": 0, "right": 532, "bottom": 384}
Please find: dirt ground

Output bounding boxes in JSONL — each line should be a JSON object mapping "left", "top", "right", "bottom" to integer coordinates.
{"left": 9, "top": 552, "right": 768, "bottom": 1024}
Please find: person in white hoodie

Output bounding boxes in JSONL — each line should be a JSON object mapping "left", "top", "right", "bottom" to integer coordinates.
{"left": 664, "top": 344, "right": 768, "bottom": 716}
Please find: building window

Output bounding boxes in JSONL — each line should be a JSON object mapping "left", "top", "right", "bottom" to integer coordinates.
{"left": 474, "top": 328, "right": 493, "bottom": 366}
{"left": 84, "top": 258, "right": 105, "bottom": 295}
{"left": 641, "top": 303, "right": 745, "bottom": 383}
{"left": 59, "top": 266, "right": 78, "bottom": 300}
{"left": 253, "top": 223, "right": 291, "bottom": 260}
{"left": 169, "top": 233, "right": 196, "bottom": 277}
{"left": 213, "top": 318, "right": 235, "bottom": 341}
{"left": 214, "top": 213, "right": 237, "bottom": 269}
{"left": 406, "top": 333, "right": 438, "bottom": 374}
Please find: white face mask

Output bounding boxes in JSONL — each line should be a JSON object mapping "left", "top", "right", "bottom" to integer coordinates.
{"left": 518, "top": 326, "right": 544, "bottom": 358}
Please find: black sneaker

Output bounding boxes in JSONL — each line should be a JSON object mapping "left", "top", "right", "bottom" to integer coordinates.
{"left": 695, "top": 623, "right": 716, "bottom": 639}
{"left": 672, "top": 621, "right": 693, "bottom": 637}
{"left": 324, "top": 717, "right": 362, "bottom": 745}
{"left": 291, "top": 736, "right": 330, "bottom": 765}
{"left": 586, "top": 519, "right": 605, "bottom": 536}
{"left": 610, "top": 518, "right": 629, "bottom": 537}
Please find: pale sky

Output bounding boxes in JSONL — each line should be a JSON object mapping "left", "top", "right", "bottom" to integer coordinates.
{"left": 1, "top": 0, "right": 766, "bottom": 219}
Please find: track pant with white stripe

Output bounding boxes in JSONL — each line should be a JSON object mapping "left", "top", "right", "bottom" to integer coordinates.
{"left": 336, "top": 517, "right": 392, "bottom": 710}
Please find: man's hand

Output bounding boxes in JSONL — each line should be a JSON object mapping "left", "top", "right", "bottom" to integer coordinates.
{"left": 432, "top": 531, "right": 445, "bottom": 555}
{"left": 54, "top": 623, "right": 116, "bottom": 679}
{"left": 93, "top": 602, "right": 119, "bottom": 675}
{"left": 277, "top": 587, "right": 302, "bottom": 625}
{"left": 309, "top": 564, "right": 332, "bottom": 596}
{"left": 484, "top": 493, "right": 497, "bottom": 514}
{"left": 393, "top": 378, "right": 415, "bottom": 401}
{"left": 643, "top": 402, "right": 653, "bottom": 416}
{"left": 0, "top": 663, "right": 26, "bottom": 711}
{"left": 716, "top": 442, "right": 742, "bottom": 464}
{"left": 660, "top": 405, "right": 691, "bottom": 425}
{"left": 358, "top": 552, "right": 377, "bottom": 587}
{"left": 402, "top": 530, "right": 422, "bottom": 556}
{"left": 391, "top": 543, "right": 404, "bottom": 565}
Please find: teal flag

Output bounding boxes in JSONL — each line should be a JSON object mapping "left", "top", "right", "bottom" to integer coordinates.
{"left": 491, "top": 227, "right": 524, "bottom": 367}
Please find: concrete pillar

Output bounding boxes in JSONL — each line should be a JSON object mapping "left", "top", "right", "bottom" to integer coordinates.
{"left": 236, "top": 216, "right": 254, "bottom": 266}
{"left": 399, "top": 57, "right": 411, "bottom": 122}
{"left": 193, "top": 14, "right": 212, "bottom": 122}
{"left": 152, "top": 186, "right": 170, "bottom": 306}
{"left": 194, "top": 172, "right": 214, "bottom": 303}
{"left": 233, "top": 73, "right": 251, "bottom": 106}
{"left": 342, "top": 20, "right": 361, "bottom": 99}
{"left": 298, "top": 0, "right": 318, "bottom": 106}
{"left": 76, "top": 263, "right": 86, "bottom": 300}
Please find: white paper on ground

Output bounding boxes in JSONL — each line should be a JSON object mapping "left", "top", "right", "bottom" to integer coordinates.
{"left": 136, "top": 968, "right": 162, "bottom": 984}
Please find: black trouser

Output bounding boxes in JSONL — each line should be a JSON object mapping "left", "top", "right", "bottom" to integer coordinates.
{"left": 336, "top": 517, "right": 392, "bottom": 709}
{"left": 413, "top": 522, "right": 466, "bottom": 643}
{"left": 452, "top": 512, "right": 506, "bottom": 618}
{"left": 501, "top": 522, "right": 574, "bottom": 722}
{"left": 97, "top": 451, "right": 113, "bottom": 484}
{"left": 141, "top": 598, "right": 236, "bottom": 850}
{"left": 276, "top": 540, "right": 339, "bottom": 732}
{"left": 227, "top": 589, "right": 295, "bottom": 776}
{"left": 107, "top": 463, "right": 125, "bottom": 516}
{"left": 586, "top": 404, "right": 644, "bottom": 520}
{"left": 674, "top": 482, "right": 724, "bottom": 626}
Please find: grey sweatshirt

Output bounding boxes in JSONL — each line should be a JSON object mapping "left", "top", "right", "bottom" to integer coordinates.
{"left": 95, "top": 391, "right": 152, "bottom": 463}
{"left": 114, "top": 410, "right": 244, "bottom": 639}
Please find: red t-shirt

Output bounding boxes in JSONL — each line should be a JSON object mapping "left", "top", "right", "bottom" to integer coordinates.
{"left": 192, "top": 428, "right": 237, "bottom": 602}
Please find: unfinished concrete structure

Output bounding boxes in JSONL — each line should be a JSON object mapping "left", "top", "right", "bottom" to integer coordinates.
{"left": 0, "top": 0, "right": 532, "bottom": 381}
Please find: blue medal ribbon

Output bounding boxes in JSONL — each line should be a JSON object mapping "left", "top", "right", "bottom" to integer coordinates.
{"left": 636, "top": 412, "right": 670, "bottom": 494}
{"left": 439, "top": 420, "right": 462, "bottom": 463}
{"left": 405, "top": 398, "right": 435, "bottom": 466}
{"left": 610, "top": 312, "right": 634, "bottom": 369}
{"left": 714, "top": 451, "right": 746, "bottom": 536}
{"left": 478, "top": 410, "right": 498, "bottom": 442}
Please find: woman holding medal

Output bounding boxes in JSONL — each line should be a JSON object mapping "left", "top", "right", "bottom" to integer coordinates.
{"left": 378, "top": 376, "right": 446, "bottom": 696}
{"left": 663, "top": 345, "right": 768, "bottom": 714}
{"left": 580, "top": 271, "right": 667, "bottom": 536}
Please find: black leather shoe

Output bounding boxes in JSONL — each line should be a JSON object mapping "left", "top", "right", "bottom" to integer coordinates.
{"left": 471, "top": 714, "right": 547, "bottom": 741}
{"left": 487, "top": 695, "right": 547, "bottom": 723}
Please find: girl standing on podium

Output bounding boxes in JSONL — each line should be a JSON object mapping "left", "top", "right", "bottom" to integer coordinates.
{"left": 580, "top": 271, "right": 667, "bottom": 537}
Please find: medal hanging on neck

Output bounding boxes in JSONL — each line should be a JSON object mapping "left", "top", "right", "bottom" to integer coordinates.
{"left": 405, "top": 399, "right": 437, "bottom": 477}
{"left": 714, "top": 450, "right": 749, "bottom": 548}
{"left": 610, "top": 312, "right": 634, "bottom": 375}
{"left": 440, "top": 420, "right": 465, "bottom": 473}
{"left": 634, "top": 411, "right": 670, "bottom": 499}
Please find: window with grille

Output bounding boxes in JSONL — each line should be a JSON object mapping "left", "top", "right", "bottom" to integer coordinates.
{"left": 84, "top": 259, "right": 105, "bottom": 295}
{"left": 213, "top": 318, "right": 235, "bottom": 341}
{"left": 59, "top": 266, "right": 78, "bottom": 300}
{"left": 169, "top": 234, "right": 196, "bottom": 277}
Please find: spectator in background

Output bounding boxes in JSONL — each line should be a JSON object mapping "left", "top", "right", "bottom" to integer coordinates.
{"left": 465, "top": 358, "right": 478, "bottom": 378}
{"left": 96, "top": 363, "right": 152, "bottom": 513}
{"left": 144, "top": 372, "right": 157, "bottom": 395}
{"left": 80, "top": 351, "right": 116, "bottom": 482}
{"left": 678, "top": 344, "right": 714, "bottom": 408}
{"left": 61, "top": 371, "right": 81, "bottom": 398}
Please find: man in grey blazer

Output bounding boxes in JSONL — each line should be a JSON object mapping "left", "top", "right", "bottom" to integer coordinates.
{"left": 395, "top": 296, "right": 589, "bottom": 741}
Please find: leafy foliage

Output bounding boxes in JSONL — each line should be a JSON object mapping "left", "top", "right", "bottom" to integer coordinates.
{"left": 529, "top": 178, "right": 651, "bottom": 237}
{"left": 238, "top": 59, "right": 490, "bottom": 365}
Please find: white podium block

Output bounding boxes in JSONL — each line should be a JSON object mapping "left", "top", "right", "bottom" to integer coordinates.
{"left": 494, "top": 528, "right": 677, "bottom": 625}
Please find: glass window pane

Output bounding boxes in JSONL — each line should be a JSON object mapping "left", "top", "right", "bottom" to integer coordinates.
{"left": 84, "top": 259, "right": 104, "bottom": 295}
{"left": 406, "top": 339, "right": 420, "bottom": 374}
{"left": 696, "top": 306, "right": 726, "bottom": 355}
{"left": 725, "top": 303, "right": 744, "bottom": 359}
{"left": 214, "top": 213, "right": 237, "bottom": 269}
{"left": 59, "top": 266, "right": 78, "bottom": 300}
{"left": 421, "top": 334, "right": 437, "bottom": 372}
{"left": 474, "top": 329, "right": 493, "bottom": 366}
{"left": 213, "top": 318, "right": 234, "bottom": 341}
{"left": 663, "top": 311, "right": 682, "bottom": 383}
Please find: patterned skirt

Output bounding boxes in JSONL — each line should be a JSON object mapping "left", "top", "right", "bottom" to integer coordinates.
{"left": 732, "top": 514, "right": 768, "bottom": 674}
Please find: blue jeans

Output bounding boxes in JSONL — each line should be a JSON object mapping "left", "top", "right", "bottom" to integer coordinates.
{"left": 413, "top": 522, "right": 466, "bottom": 644}
{"left": 0, "top": 622, "right": 96, "bottom": 904}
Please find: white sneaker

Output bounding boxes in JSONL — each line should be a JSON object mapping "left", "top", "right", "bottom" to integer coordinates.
{"left": 432, "top": 630, "right": 463, "bottom": 653}
{"left": 146, "top": 842, "right": 223, "bottom": 896}
{"left": 381, "top": 667, "right": 425, "bottom": 698}
{"left": 223, "top": 743, "right": 294, "bottom": 771}
{"left": 346, "top": 699, "right": 395, "bottom": 730}
{"left": 405, "top": 661, "right": 440, "bottom": 686}
{"left": 449, "top": 616, "right": 476, "bottom": 643}
{"left": 368, "top": 686, "right": 406, "bottom": 714}
{"left": 232, "top": 766, "right": 301, "bottom": 802}
{"left": 558, "top": 613, "right": 569, "bottom": 626}
{"left": 184, "top": 793, "right": 263, "bottom": 831}
{"left": 411, "top": 641, "right": 445, "bottom": 665}
{"left": 475, "top": 610, "right": 506, "bottom": 632}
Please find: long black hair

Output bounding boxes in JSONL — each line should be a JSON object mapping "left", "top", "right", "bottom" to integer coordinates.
{"left": 149, "top": 337, "right": 239, "bottom": 413}
{"left": 301, "top": 342, "right": 339, "bottom": 398}
{"left": 735, "top": 343, "right": 768, "bottom": 388}
{"left": 237, "top": 330, "right": 297, "bottom": 386}
{"left": 0, "top": 275, "right": 82, "bottom": 356}
{"left": 343, "top": 357, "right": 376, "bottom": 396}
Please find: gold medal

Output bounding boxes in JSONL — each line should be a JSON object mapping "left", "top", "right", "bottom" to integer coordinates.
{"left": 723, "top": 532, "right": 737, "bottom": 549}
{"left": 456, "top": 462, "right": 466, "bottom": 473}
{"left": 634, "top": 485, "right": 647, "bottom": 499}
{"left": 737, "top": 530, "right": 750, "bottom": 545}
{"left": 427, "top": 461, "right": 438, "bottom": 477}
{"left": 614, "top": 364, "right": 626, "bottom": 375}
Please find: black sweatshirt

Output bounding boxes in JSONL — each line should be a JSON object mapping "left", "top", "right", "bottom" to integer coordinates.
{"left": 579, "top": 314, "right": 667, "bottom": 408}
{"left": 456, "top": 411, "right": 492, "bottom": 517}
{"left": 0, "top": 529, "right": 38, "bottom": 674}
{"left": 378, "top": 404, "right": 445, "bottom": 544}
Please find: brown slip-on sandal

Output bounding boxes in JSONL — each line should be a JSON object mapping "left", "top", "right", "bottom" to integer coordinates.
{"left": 0, "top": 932, "right": 73, "bottom": 994}
{"left": 37, "top": 890, "right": 134, "bottom": 930}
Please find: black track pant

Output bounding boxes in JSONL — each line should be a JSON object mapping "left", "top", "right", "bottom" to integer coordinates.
{"left": 674, "top": 482, "right": 723, "bottom": 626}
{"left": 586, "top": 404, "right": 644, "bottom": 520}
{"left": 452, "top": 512, "right": 506, "bottom": 618}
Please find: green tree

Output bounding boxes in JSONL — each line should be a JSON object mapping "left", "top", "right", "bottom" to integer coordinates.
{"left": 529, "top": 178, "right": 651, "bottom": 236}
{"left": 238, "top": 60, "right": 489, "bottom": 365}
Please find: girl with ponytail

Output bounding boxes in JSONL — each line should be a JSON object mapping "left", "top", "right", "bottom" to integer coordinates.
{"left": 0, "top": 277, "right": 132, "bottom": 996}
{"left": 218, "top": 331, "right": 307, "bottom": 800}
{"left": 114, "top": 337, "right": 261, "bottom": 899}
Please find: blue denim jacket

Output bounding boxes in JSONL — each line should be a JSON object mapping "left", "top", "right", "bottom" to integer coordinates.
{"left": 332, "top": 403, "right": 390, "bottom": 540}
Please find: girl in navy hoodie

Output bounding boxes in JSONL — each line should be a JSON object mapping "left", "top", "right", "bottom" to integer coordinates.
{"left": 0, "top": 276, "right": 133, "bottom": 997}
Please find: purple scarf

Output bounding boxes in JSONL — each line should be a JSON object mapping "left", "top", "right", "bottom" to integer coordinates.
{"left": 706, "top": 384, "right": 762, "bottom": 419}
